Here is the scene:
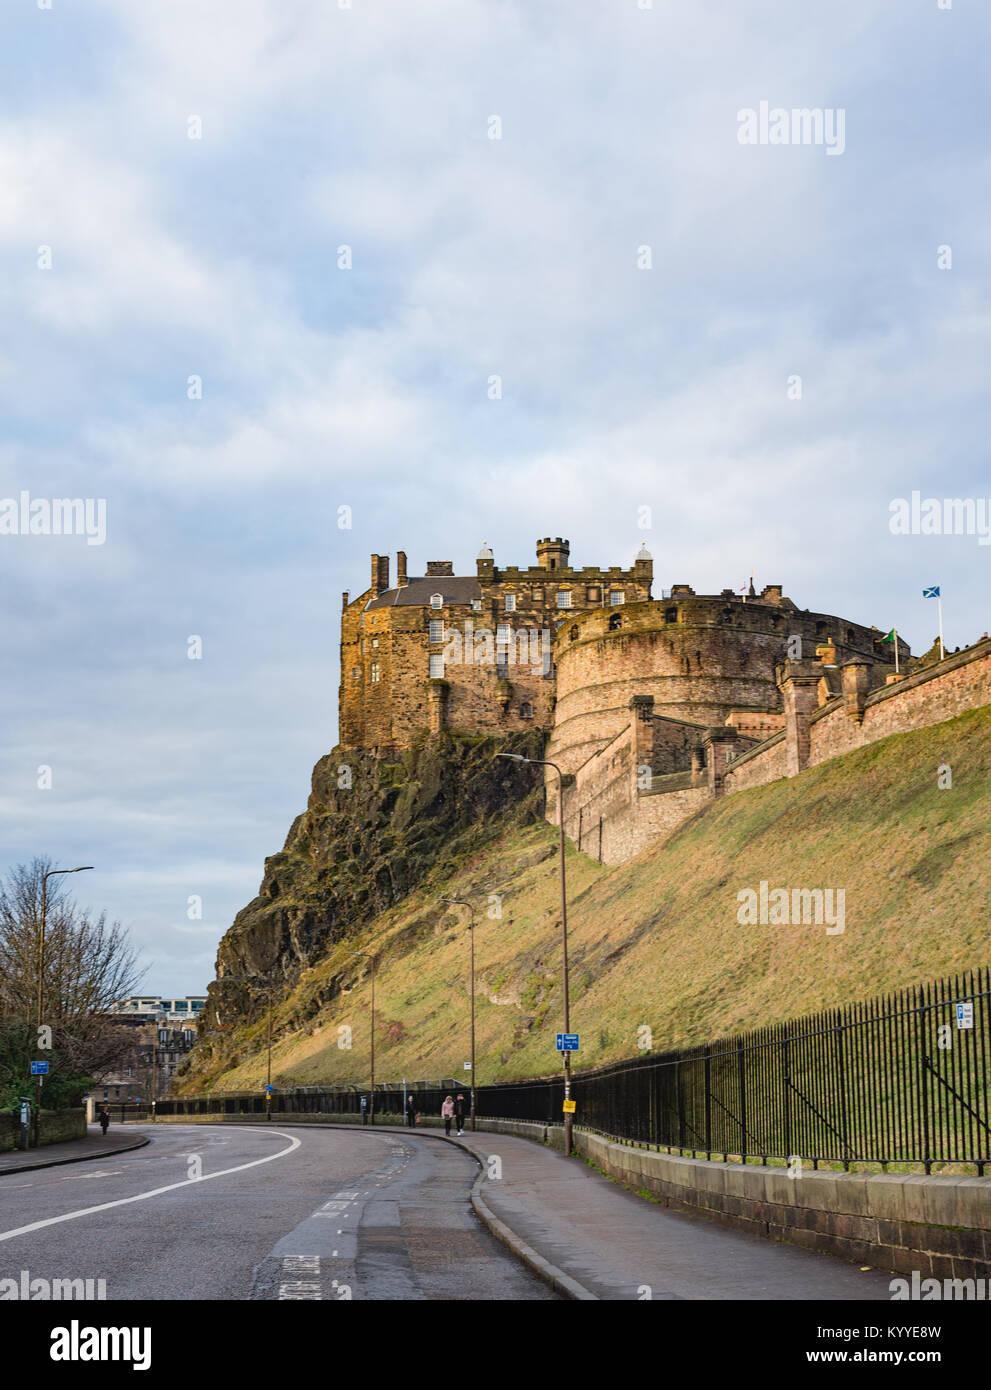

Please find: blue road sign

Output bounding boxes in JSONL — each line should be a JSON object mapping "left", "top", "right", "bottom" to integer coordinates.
{"left": 555, "top": 1033, "right": 579, "bottom": 1051}
{"left": 264, "top": 1084, "right": 274, "bottom": 1093}
{"left": 30, "top": 1061, "right": 49, "bottom": 1075}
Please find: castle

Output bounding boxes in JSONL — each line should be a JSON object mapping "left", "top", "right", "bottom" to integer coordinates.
{"left": 340, "top": 538, "right": 991, "bottom": 865}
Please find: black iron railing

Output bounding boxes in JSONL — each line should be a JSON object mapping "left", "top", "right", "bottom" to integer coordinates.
{"left": 152, "top": 968, "right": 991, "bottom": 1172}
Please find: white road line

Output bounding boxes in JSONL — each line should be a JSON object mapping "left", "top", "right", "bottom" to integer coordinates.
{"left": 60, "top": 1170, "right": 124, "bottom": 1181}
{"left": 0, "top": 1127, "right": 301, "bottom": 1244}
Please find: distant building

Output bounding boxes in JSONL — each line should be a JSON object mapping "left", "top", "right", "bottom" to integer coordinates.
{"left": 95, "top": 1022, "right": 198, "bottom": 1104}
{"left": 110, "top": 994, "right": 206, "bottom": 1024}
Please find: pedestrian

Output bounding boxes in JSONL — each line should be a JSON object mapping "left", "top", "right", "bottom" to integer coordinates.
{"left": 406, "top": 1093, "right": 416, "bottom": 1128}
{"left": 454, "top": 1093, "right": 467, "bottom": 1136}
{"left": 98, "top": 1107, "right": 110, "bottom": 1136}
{"left": 441, "top": 1094, "right": 455, "bottom": 1137}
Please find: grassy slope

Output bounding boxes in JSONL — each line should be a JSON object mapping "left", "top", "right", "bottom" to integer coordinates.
{"left": 191, "top": 704, "right": 991, "bottom": 1091}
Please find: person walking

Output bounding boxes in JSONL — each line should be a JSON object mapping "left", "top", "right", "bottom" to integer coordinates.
{"left": 441, "top": 1094, "right": 455, "bottom": 1137}
{"left": 98, "top": 1107, "right": 110, "bottom": 1136}
{"left": 406, "top": 1093, "right": 416, "bottom": 1128}
{"left": 454, "top": 1093, "right": 467, "bottom": 1136}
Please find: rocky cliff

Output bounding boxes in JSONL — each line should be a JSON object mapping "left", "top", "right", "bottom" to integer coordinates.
{"left": 197, "top": 731, "right": 544, "bottom": 1057}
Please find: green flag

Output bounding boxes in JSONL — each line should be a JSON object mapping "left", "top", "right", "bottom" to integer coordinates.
{"left": 881, "top": 629, "right": 895, "bottom": 642}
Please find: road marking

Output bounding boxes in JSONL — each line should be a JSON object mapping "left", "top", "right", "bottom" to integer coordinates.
{"left": 0, "top": 1127, "right": 301, "bottom": 1244}
{"left": 60, "top": 1170, "right": 124, "bottom": 1181}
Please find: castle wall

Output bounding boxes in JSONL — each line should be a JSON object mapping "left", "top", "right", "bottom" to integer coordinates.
{"left": 807, "top": 643, "right": 991, "bottom": 768}
{"left": 552, "top": 638, "right": 991, "bottom": 868}
{"left": 547, "top": 596, "right": 884, "bottom": 777}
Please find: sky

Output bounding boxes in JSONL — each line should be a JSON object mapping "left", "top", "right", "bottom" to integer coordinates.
{"left": 1, "top": 0, "right": 988, "bottom": 995}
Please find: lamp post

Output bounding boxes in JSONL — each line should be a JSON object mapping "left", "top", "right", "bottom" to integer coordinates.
{"left": 217, "top": 974, "right": 275, "bottom": 1119}
{"left": 349, "top": 951, "right": 376, "bottom": 1125}
{"left": 439, "top": 897, "right": 477, "bottom": 1131}
{"left": 497, "top": 751, "right": 574, "bottom": 1156}
{"left": 35, "top": 865, "right": 93, "bottom": 1148}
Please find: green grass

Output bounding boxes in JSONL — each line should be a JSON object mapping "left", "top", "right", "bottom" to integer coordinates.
{"left": 181, "top": 705, "right": 991, "bottom": 1106}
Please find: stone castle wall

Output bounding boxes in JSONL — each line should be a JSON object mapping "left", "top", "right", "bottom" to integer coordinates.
{"left": 561, "top": 638, "right": 991, "bottom": 866}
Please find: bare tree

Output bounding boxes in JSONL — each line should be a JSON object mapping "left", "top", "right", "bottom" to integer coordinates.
{"left": 0, "top": 857, "right": 145, "bottom": 1093}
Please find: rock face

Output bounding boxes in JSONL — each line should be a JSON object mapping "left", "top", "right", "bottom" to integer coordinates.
{"left": 200, "top": 730, "right": 544, "bottom": 1037}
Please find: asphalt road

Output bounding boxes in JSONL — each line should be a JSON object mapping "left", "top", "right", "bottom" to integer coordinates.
{"left": 0, "top": 1125, "right": 558, "bottom": 1301}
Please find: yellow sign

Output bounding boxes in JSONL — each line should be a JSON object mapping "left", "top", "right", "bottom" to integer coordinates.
{"left": 562, "top": 1099, "right": 576, "bottom": 1114}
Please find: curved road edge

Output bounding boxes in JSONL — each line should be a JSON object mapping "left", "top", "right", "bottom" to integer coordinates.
{"left": 0, "top": 1134, "right": 150, "bottom": 1177}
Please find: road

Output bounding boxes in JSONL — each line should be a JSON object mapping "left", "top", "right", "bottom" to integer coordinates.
{"left": 0, "top": 1124, "right": 558, "bottom": 1301}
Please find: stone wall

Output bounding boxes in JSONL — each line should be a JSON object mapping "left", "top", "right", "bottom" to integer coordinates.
{"left": 551, "top": 639, "right": 991, "bottom": 869}
{"left": 0, "top": 1108, "right": 86, "bottom": 1152}
{"left": 808, "top": 642, "right": 991, "bottom": 768}
{"left": 574, "top": 1130, "right": 991, "bottom": 1282}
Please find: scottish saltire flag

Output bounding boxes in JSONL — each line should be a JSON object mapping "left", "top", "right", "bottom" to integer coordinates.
{"left": 923, "top": 585, "right": 940, "bottom": 598}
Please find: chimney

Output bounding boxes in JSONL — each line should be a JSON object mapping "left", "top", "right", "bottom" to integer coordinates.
{"left": 342, "top": 590, "right": 349, "bottom": 611}
{"left": 371, "top": 553, "right": 390, "bottom": 595}
{"left": 425, "top": 560, "right": 454, "bottom": 577}
{"left": 397, "top": 551, "right": 408, "bottom": 587}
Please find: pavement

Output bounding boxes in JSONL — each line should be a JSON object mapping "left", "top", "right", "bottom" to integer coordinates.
{"left": 0, "top": 1126, "right": 149, "bottom": 1175}
{"left": 334, "top": 1123, "right": 895, "bottom": 1301}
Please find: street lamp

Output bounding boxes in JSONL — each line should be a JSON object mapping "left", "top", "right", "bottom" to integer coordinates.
{"left": 439, "top": 897, "right": 477, "bottom": 1131}
{"left": 35, "top": 866, "right": 94, "bottom": 1148}
{"left": 496, "top": 751, "right": 574, "bottom": 1156}
{"left": 349, "top": 951, "right": 376, "bottom": 1126}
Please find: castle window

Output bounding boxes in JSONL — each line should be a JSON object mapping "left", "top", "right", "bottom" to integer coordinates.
{"left": 370, "top": 662, "right": 381, "bottom": 683}
{"left": 719, "top": 607, "right": 733, "bottom": 625}
{"left": 504, "top": 593, "right": 517, "bottom": 612}
{"left": 845, "top": 628, "right": 855, "bottom": 644}
{"left": 556, "top": 590, "right": 572, "bottom": 608}
{"left": 472, "top": 599, "right": 482, "bottom": 612}
{"left": 609, "top": 613, "right": 622, "bottom": 630}
{"left": 496, "top": 623, "right": 510, "bottom": 645}
{"left": 351, "top": 666, "right": 361, "bottom": 681}
{"left": 665, "top": 607, "right": 678, "bottom": 624}
{"left": 816, "top": 621, "right": 827, "bottom": 638}
{"left": 586, "top": 587, "right": 600, "bottom": 603}
{"left": 531, "top": 587, "right": 543, "bottom": 604}
{"left": 428, "top": 620, "right": 443, "bottom": 644}
{"left": 430, "top": 593, "right": 443, "bottom": 610}
{"left": 429, "top": 655, "right": 444, "bottom": 679}
{"left": 371, "top": 637, "right": 379, "bottom": 648}
{"left": 609, "top": 590, "right": 625, "bottom": 605}
{"left": 569, "top": 625, "right": 579, "bottom": 641}
{"left": 519, "top": 703, "right": 533, "bottom": 720}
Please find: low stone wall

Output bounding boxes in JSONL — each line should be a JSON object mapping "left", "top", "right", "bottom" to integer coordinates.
{"left": 0, "top": 1108, "right": 86, "bottom": 1151}
{"left": 573, "top": 1130, "right": 991, "bottom": 1281}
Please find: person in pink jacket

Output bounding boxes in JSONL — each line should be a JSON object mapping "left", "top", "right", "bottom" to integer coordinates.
{"left": 441, "top": 1095, "right": 455, "bottom": 1137}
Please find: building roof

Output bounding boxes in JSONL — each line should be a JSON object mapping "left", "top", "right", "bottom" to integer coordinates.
{"left": 365, "top": 576, "right": 483, "bottom": 609}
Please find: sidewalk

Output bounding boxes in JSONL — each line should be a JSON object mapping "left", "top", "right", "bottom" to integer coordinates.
{"left": 0, "top": 1126, "right": 150, "bottom": 1176}
{"left": 353, "top": 1123, "right": 894, "bottom": 1301}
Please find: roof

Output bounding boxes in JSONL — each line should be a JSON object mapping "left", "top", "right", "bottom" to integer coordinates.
{"left": 365, "top": 576, "right": 483, "bottom": 609}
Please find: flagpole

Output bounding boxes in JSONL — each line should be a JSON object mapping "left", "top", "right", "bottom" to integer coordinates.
{"left": 893, "top": 628, "right": 899, "bottom": 675}
{"left": 937, "top": 597, "right": 945, "bottom": 662}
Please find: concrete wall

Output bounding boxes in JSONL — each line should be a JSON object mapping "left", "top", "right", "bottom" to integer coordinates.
{"left": 573, "top": 1130, "right": 991, "bottom": 1281}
